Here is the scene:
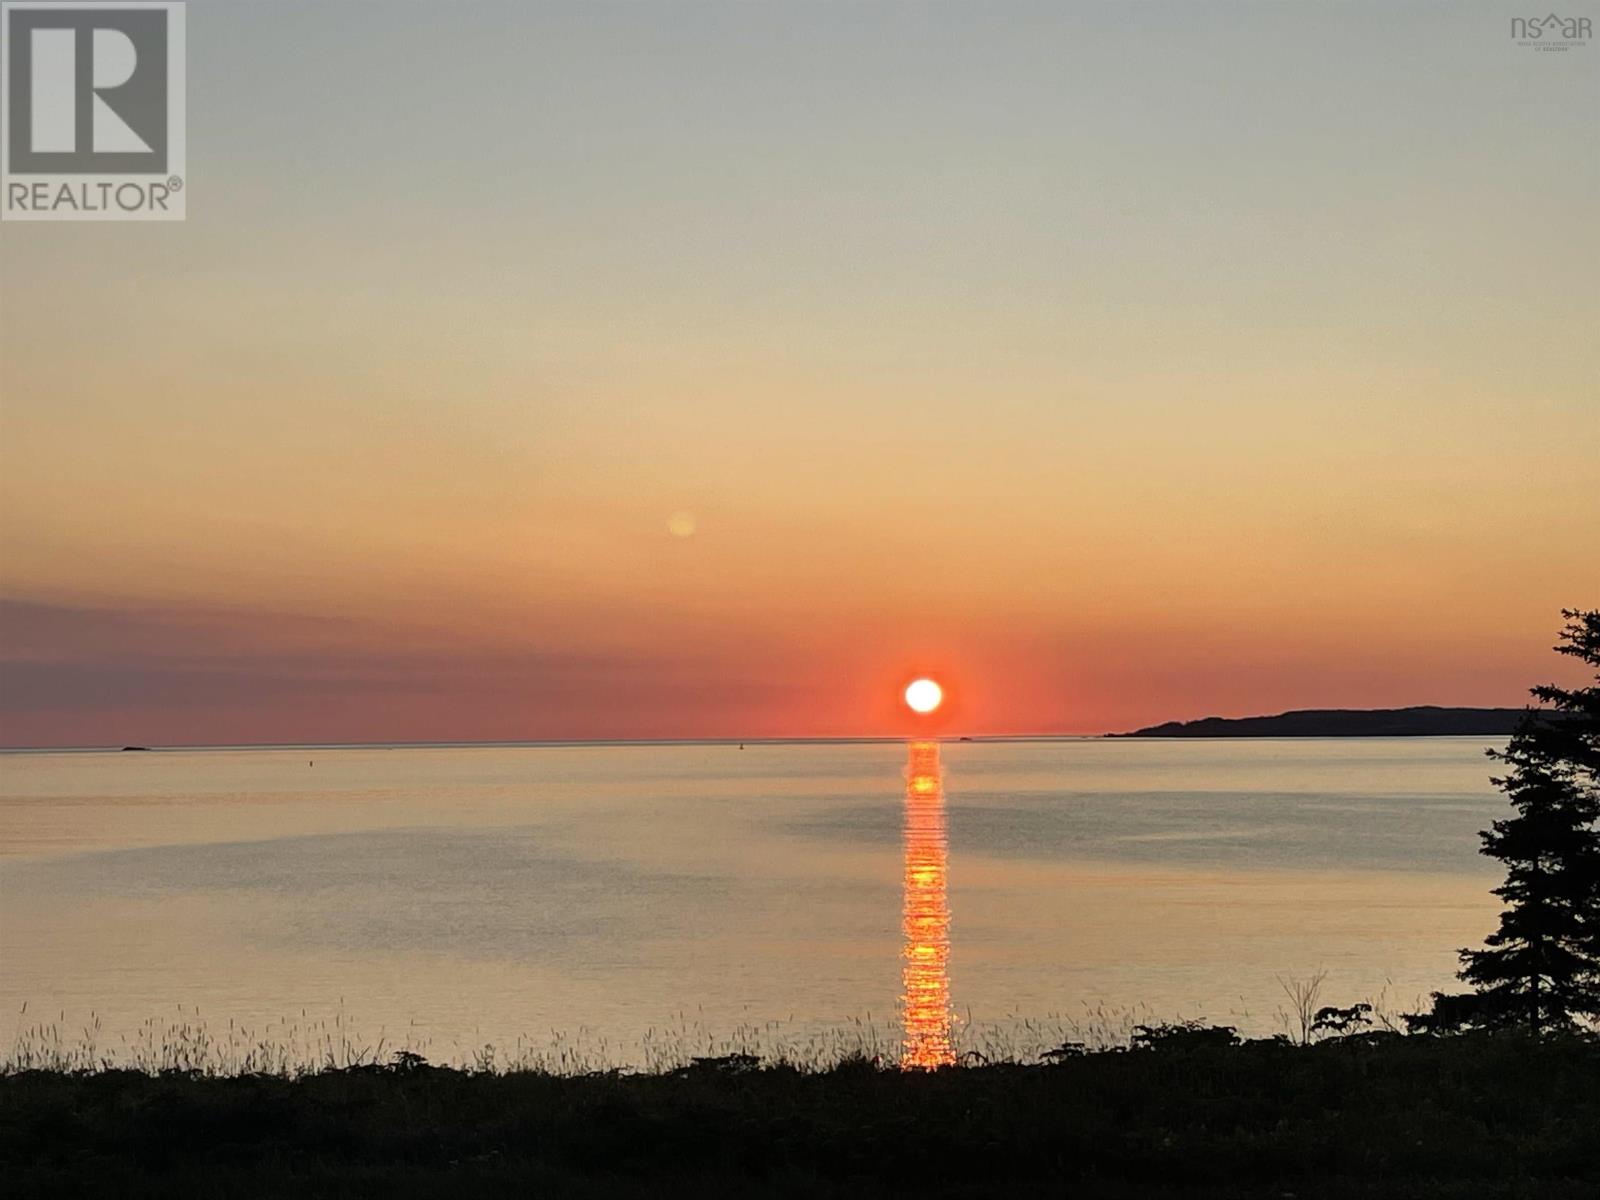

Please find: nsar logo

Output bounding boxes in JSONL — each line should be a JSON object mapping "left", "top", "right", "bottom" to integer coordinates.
{"left": 1510, "top": 13, "right": 1592, "bottom": 49}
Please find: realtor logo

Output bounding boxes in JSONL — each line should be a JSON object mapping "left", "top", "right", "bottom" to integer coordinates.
{"left": 2, "top": 1, "right": 185, "bottom": 220}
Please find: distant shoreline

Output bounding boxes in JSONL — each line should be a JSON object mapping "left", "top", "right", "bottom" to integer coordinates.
{"left": 1112, "top": 705, "right": 1532, "bottom": 739}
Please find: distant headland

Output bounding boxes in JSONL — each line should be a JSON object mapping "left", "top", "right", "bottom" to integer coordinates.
{"left": 1113, "top": 705, "right": 1531, "bottom": 738}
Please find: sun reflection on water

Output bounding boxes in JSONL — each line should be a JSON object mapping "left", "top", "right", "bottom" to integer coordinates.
{"left": 901, "top": 740, "right": 954, "bottom": 1069}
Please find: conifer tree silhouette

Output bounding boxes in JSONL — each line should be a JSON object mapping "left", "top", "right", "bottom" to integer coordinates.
{"left": 1410, "top": 610, "right": 1600, "bottom": 1034}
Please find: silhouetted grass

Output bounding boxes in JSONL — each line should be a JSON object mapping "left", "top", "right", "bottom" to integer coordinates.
{"left": 8, "top": 999, "right": 1187, "bottom": 1075}
{"left": 4, "top": 1030, "right": 1596, "bottom": 1198}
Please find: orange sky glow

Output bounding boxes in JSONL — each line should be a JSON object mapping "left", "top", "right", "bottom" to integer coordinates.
{"left": 0, "top": 3, "right": 1595, "bottom": 747}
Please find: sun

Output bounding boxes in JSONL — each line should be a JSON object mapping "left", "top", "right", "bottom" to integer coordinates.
{"left": 904, "top": 678, "right": 943, "bottom": 714}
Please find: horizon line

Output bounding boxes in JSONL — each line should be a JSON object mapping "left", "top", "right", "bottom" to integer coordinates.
{"left": 0, "top": 733, "right": 1103, "bottom": 753}
{"left": 0, "top": 703, "right": 1537, "bottom": 755}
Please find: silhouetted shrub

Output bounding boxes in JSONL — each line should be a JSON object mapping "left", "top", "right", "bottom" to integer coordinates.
{"left": 1311, "top": 1003, "right": 1373, "bottom": 1039}
{"left": 674, "top": 1053, "right": 761, "bottom": 1077}
{"left": 1129, "top": 1021, "right": 1240, "bottom": 1051}
{"left": 1040, "top": 1041, "right": 1086, "bottom": 1062}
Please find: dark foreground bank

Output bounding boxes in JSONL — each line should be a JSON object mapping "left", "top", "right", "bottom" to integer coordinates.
{"left": 4, "top": 1034, "right": 1596, "bottom": 1199}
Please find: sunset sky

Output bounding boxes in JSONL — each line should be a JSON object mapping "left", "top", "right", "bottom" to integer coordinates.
{"left": 1, "top": 1, "right": 1596, "bottom": 746}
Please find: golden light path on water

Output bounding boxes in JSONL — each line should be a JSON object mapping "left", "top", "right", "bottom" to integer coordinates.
{"left": 901, "top": 740, "right": 954, "bottom": 1069}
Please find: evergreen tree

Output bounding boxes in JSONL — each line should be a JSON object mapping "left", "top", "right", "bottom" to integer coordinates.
{"left": 1409, "top": 610, "right": 1600, "bottom": 1034}
{"left": 1531, "top": 609, "right": 1600, "bottom": 787}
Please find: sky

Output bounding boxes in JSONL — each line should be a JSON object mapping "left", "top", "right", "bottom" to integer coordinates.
{"left": 1, "top": 1, "right": 1597, "bottom": 746}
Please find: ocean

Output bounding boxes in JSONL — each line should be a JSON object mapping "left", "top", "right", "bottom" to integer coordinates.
{"left": 0, "top": 737, "right": 1504, "bottom": 1068}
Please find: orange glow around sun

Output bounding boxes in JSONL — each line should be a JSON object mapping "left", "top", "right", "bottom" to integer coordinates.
{"left": 901, "top": 740, "right": 954, "bottom": 1069}
{"left": 904, "top": 678, "right": 943, "bottom": 714}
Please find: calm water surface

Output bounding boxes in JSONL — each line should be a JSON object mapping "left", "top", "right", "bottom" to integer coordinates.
{"left": 0, "top": 738, "right": 1505, "bottom": 1065}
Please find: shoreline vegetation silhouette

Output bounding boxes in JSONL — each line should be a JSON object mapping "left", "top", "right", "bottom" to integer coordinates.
{"left": 3, "top": 610, "right": 1595, "bottom": 1198}
{"left": 4, "top": 1025, "right": 1596, "bottom": 1198}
